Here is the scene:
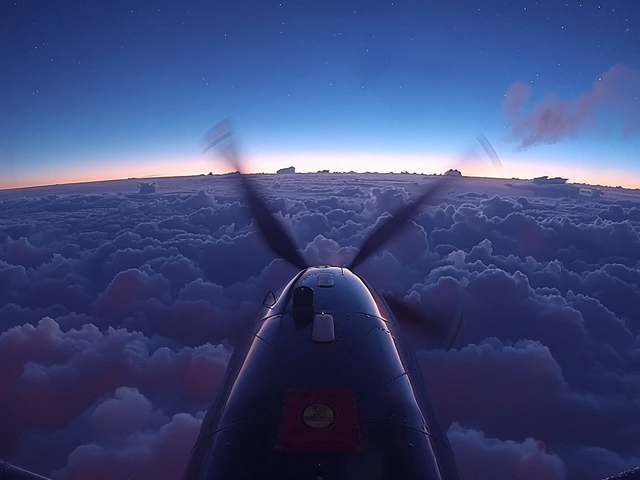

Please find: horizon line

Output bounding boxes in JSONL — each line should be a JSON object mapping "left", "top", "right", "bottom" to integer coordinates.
{"left": 1, "top": 170, "right": 638, "bottom": 193}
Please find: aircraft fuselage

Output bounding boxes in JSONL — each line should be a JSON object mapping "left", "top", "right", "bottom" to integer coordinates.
{"left": 184, "top": 266, "right": 459, "bottom": 479}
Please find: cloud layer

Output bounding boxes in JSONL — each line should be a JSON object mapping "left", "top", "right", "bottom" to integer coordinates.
{"left": 1, "top": 173, "right": 639, "bottom": 479}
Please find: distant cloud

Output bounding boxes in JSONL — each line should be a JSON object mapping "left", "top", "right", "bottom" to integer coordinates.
{"left": 137, "top": 182, "right": 156, "bottom": 194}
{"left": 504, "top": 64, "right": 640, "bottom": 149}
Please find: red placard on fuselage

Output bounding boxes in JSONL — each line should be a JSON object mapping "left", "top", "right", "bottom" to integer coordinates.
{"left": 275, "top": 387, "right": 362, "bottom": 452}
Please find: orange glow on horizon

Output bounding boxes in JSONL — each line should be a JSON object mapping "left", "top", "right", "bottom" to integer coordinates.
{"left": 460, "top": 158, "right": 640, "bottom": 189}
{"left": 0, "top": 155, "right": 226, "bottom": 190}
{"left": 252, "top": 151, "right": 640, "bottom": 189}
{"left": 1, "top": 151, "right": 639, "bottom": 190}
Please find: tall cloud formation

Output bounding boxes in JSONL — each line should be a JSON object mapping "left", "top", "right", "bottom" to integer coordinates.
{"left": 0, "top": 173, "right": 639, "bottom": 479}
{"left": 503, "top": 64, "right": 640, "bottom": 149}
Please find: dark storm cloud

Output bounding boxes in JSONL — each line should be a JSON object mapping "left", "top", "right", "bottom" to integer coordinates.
{"left": 504, "top": 64, "right": 640, "bottom": 150}
{"left": 0, "top": 173, "right": 639, "bottom": 479}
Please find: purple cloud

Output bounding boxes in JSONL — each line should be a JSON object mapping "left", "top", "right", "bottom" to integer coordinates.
{"left": 0, "top": 173, "right": 639, "bottom": 479}
{"left": 448, "top": 424, "right": 566, "bottom": 480}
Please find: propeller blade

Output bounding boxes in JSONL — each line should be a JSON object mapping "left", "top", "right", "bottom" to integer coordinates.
{"left": 476, "top": 134, "right": 502, "bottom": 169}
{"left": 349, "top": 175, "right": 455, "bottom": 270}
{"left": 202, "top": 118, "right": 235, "bottom": 157}
{"left": 382, "top": 293, "right": 463, "bottom": 351}
{"left": 203, "top": 122, "right": 308, "bottom": 271}
{"left": 442, "top": 307, "right": 464, "bottom": 350}
{"left": 0, "top": 459, "right": 53, "bottom": 479}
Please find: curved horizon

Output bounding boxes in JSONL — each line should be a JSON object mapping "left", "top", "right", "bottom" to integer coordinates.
{"left": 2, "top": 151, "right": 639, "bottom": 191}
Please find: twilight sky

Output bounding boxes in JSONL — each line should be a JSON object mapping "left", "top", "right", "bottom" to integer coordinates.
{"left": 1, "top": 0, "right": 639, "bottom": 189}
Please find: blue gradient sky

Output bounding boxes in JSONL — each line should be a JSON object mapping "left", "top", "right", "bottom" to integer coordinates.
{"left": 1, "top": 0, "right": 639, "bottom": 188}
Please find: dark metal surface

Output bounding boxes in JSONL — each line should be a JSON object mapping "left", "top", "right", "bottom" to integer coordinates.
{"left": 185, "top": 266, "right": 459, "bottom": 480}
{"left": 279, "top": 266, "right": 386, "bottom": 319}
{"left": 604, "top": 467, "right": 640, "bottom": 480}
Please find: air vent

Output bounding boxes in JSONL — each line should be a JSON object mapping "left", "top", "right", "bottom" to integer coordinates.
{"left": 312, "top": 314, "right": 335, "bottom": 342}
{"left": 317, "top": 273, "right": 335, "bottom": 287}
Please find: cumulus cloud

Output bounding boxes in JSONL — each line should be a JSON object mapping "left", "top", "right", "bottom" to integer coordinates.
{"left": 503, "top": 64, "right": 640, "bottom": 149}
{"left": 0, "top": 317, "right": 228, "bottom": 473}
{"left": 448, "top": 424, "right": 567, "bottom": 480}
{"left": 56, "top": 407, "right": 202, "bottom": 480}
{"left": 138, "top": 182, "right": 156, "bottom": 194}
{"left": 0, "top": 173, "right": 639, "bottom": 479}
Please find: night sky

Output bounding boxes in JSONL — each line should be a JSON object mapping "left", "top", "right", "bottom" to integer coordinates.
{"left": 1, "top": 0, "right": 639, "bottom": 189}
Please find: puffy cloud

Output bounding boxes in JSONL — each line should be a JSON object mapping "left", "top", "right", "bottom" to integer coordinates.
{"left": 56, "top": 405, "right": 203, "bottom": 480}
{"left": 0, "top": 317, "right": 228, "bottom": 462}
{"left": 448, "top": 424, "right": 567, "bottom": 480}
{"left": 0, "top": 173, "right": 639, "bottom": 479}
{"left": 0, "top": 236, "right": 53, "bottom": 268}
{"left": 182, "top": 189, "right": 217, "bottom": 209}
{"left": 137, "top": 182, "right": 156, "bottom": 194}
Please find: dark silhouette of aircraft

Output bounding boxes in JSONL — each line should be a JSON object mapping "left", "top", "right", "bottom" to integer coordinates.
{"left": 2, "top": 124, "right": 638, "bottom": 480}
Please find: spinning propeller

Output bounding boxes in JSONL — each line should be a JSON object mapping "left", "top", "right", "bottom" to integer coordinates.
{"left": 202, "top": 119, "right": 500, "bottom": 350}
